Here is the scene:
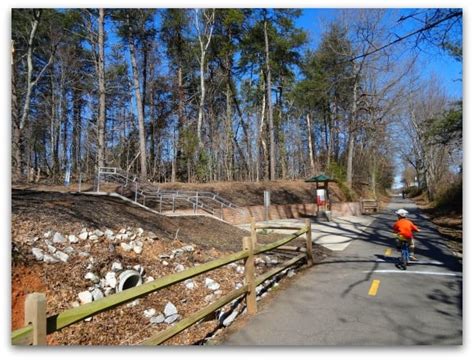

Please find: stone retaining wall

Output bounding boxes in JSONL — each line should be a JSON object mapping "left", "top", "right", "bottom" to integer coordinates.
{"left": 221, "top": 202, "right": 362, "bottom": 225}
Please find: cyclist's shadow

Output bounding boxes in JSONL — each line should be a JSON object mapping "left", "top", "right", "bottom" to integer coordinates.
{"left": 374, "top": 253, "right": 405, "bottom": 270}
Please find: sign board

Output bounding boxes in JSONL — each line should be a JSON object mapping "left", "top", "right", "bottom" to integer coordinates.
{"left": 264, "top": 191, "right": 270, "bottom": 207}
{"left": 264, "top": 191, "right": 270, "bottom": 221}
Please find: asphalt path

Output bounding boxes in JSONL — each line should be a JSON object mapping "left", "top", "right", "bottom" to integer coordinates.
{"left": 221, "top": 196, "right": 462, "bottom": 345}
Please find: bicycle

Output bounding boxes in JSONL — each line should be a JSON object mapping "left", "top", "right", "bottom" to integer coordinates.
{"left": 399, "top": 240, "right": 410, "bottom": 270}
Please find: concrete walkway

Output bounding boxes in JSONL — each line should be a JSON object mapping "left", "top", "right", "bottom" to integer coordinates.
{"left": 222, "top": 197, "right": 462, "bottom": 345}
{"left": 238, "top": 215, "right": 375, "bottom": 251}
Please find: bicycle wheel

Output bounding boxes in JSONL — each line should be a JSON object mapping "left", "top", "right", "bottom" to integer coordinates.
{"left": 400, "top": 243, "right": 409, "bottom": 270}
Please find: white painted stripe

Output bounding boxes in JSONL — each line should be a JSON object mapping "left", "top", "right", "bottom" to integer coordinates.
{"left": 375, "top": 259, "right": 444, "bottom": 265}
{"left": 364, "top": 270, "right": 462, "bottom": 277}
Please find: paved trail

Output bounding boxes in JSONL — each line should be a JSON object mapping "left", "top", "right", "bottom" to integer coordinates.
{"left": 222, "top": 197, "right": 462, "bottom": 345}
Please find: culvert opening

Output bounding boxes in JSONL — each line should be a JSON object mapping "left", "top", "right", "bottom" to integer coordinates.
{"left": 118, "top": 270, "right": 143, "bottom": 292}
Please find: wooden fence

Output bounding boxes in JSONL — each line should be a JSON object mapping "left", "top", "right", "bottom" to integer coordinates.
{"left": 12, "top": 218, "right": 314, "bottom": 346}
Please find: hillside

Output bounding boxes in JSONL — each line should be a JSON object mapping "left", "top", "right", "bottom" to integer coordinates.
{"left": 11, "top": 189, "right": 331, "bottom": 345}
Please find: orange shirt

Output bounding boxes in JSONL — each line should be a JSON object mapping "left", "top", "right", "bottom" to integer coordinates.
{"left": 393, "top": 218, "right": 419, "bottom": 239}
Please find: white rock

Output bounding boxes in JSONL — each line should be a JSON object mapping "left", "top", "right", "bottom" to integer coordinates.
{"left": 84, "top": 317, "right": 93, "bottom": 322}
{"left": 94, "top": 230, "right": 104, "bottom": 237}
{"left": 182, "top": 245, "right": 194, "bottom": 252}
{"left": 174, "top": 264, "right": 185, "bottom": 272}
{"left": 184, "top": 279, "right": 196, "bottom": 290}
{"left": 31, "top": 247, "right": 44, "bottom": 261}
{"left": 68, "top": 235, "right": 79, "bottom": 243}
{"left": 223, "top": 310, "right": 239, "bottom": 327}
{"left": 136, "top": 228, "right": 144, "bottom": 236}
{"left": 127, "top": 299, "right": 140, "bottom": 307}
{"left": 150, "top": 314, "right": 165, "bottom": 324}
{"left": 129, "top": 234, "right": 137, "bottom": 241}
{"left": 78, "top": 232, "right": 88, "bottom": 240}
{"left": 287, "top": 269, "right": 296, "bottom": 278}
{"left": 31, "top": 236, "right": 40, "bottom": 243}
{"left": 120, "top": 242, "right": 132, "bottom": 252}
{"left": 135, "top": 240, "right": 143, "bottom": 247}
{"left": 86, "top": 263, "right": 93, "bottom": 270}
{"left": 53, "top": 232, "right": 65, "bottom": 243}
{"left": 47, "top": 245, "right": 57, "bottom": 253}
{"left": 133, "top": 245, "right": 143, "bottom": 254}
{"left": 204, "top": 294, "right": 215, "bottom": 303}
{"left": 172, "top": 249, "right": 184, "bottom": 257}
{"left": 79, "top": 251, "right": 90, "bottom": 257}
{"left": 89, "top": 235, "right": 99, "bottom": 241}
{"left": 148, "top": 231, "right": 158, "bottom": 239}
{"left": 111, "top": 261, "right": 123, "bottom": 272}
{"left": 205, "top": 278, "right": 220, "bottom": 291}
{"left": 119, "top": 228, "right": 126, "bottom": 234}
{"left": 91, "top": 288, "right": 104, "bottom": 301}
{"left": 44, "top": 231, "right": 52, "bottom": 238}
{"left": 121, "top": 234, "right": 129, "bottom": 241}
{"left": 159, "top": 254, "right": 170, "bottom": 259}
{"left": 256, "top": 285, "right": 264, "bottom": 294}
{"left": 214, "top": 290, "right": 223, "bottom": 296}
{"left": 162, "top": 261, "right": 169, "bottom": 266}
{"left": 255, "top": 257, "right": 266, "bottom": 265}
{"left": 235, "top": 283, "right": 243, "bottom": 290}
{"left": 165, "top": 314, "right": 180, "bottom": 324}
{"left": 105, "top": 272, "right": 117, "bottom": 288}
{"left": 105, "top": 229, "right": 114, "bottom": 237}
{"left": 78, "top": 291, "right": 93, "bottom": 304}
{"left": 43, "top": 254, "right": 59, "bottom": 263}
{"left": 164, "top": 302, "right": 178, "bottom": 317}
{"left": 236, "top": 266, "right": 245, "bottom": 274}
{"left": 71, "top": 301, "right": 80, "bottom": 308}
{"left": 64, "top": 246, "right": 75, "bottom": 254}
{"left": 55, "top": 251, "right": 69, "bottom": 262}
{"left": 145, "top": 276, "right": 155, "bottom": 283}
{"left": 133, "top": 265, "right": 144, "bottom": 275}
{"left": 144, "top": 308, "right": 157, "bottom": 318}
{"left": 85, "top": 272, "right": 100, "bottom": 283}
{"left": 44, "top": 239, "right": 52, "bottom": 247}
{"left": 104, "top": 287, "right": 114, "bottom": 296}
{"left": 88, "top": 256, "right": 95, "bottom": 264}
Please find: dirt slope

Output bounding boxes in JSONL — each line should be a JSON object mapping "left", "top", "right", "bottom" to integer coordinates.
{"left": 11, "top": 189, "right": 331, "bottom": 345}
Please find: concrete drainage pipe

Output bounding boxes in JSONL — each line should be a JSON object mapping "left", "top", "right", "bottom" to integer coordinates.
{"left": 117, "top": 270, "right": 143, "bottom": 292}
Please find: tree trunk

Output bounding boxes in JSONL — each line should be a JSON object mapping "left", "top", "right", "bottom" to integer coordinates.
{"left": 97, "top": 8, "right": 106, "bottom": 170}
{"left": 264, "top": 18, "right": 275, "bottom": 181}
{"left": 225, "top": 80, "right": 233, "bottom": 181}
{"left": 306, "top": 113, "right": 315, "bottom": 174}
{"left": 12, "top": 40, "right": 21, "bottom": 180}
{"left": 346, "top": 76, "right": 358, "bottom": 189}
{"left": 72, "top": 88, "right": 82, "bottom": 174}
{"left": 127, "top": 18, "right": 147, "bottom": 180}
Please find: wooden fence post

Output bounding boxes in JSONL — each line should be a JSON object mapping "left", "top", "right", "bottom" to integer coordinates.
{"left": 24, "top": 293, "right": 47, "bottom": 345}
{"left": 250, "top": 217, "right": 257, "bottom": 247}
{"left": 242, "top": 236, "right": 257, "bottom": 315}
{"left": 305, "top": 219, "right": 314, "bottom": 266}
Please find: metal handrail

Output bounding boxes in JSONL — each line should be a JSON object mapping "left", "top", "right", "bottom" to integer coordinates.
{"left": 97, "top": 167, "right": 243, "bottom": 216}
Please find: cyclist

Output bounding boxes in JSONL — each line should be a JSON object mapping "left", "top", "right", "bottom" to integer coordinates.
{"left": 393, "top": 209, "right": 420, "bottom": 261}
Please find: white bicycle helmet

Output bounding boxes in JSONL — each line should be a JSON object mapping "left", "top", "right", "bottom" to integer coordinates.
{"left": 395, "top": 209, "right": 408, "bottom": 217}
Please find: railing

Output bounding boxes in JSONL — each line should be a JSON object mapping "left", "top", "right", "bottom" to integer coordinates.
{"left": 12, "top": 219, "right": 314, "bottom": 346}
{"left": 96, "top": 167, "right": 243, "bottom": 218}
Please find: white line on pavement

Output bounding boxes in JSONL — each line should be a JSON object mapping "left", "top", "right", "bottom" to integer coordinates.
{"left": 375, "top": 259, "right": 445, "bottom": 265}
{"left": 363, "top": 270, "right": 462, "bottom": 277}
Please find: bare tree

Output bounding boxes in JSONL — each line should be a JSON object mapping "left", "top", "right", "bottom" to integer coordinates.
{"left": 194, "top": 9, "right": 215, "bottom": 150}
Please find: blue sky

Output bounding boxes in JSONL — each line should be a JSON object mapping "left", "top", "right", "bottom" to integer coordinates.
{"left": 296, "top": 8, "right": 462, "bottom": 99}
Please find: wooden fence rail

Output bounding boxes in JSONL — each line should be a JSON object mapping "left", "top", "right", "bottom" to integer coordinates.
{"left": 12, "top": 218, "right": 313, "bottom": 346}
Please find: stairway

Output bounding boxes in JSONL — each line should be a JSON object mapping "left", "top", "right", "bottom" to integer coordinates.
{"left": 96, "top": 167, "right": 242, "bottom": 219}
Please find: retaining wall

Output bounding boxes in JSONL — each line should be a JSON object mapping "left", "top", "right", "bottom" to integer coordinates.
{"left": 221, "top": 202, "right": 362, "bottom": 225}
